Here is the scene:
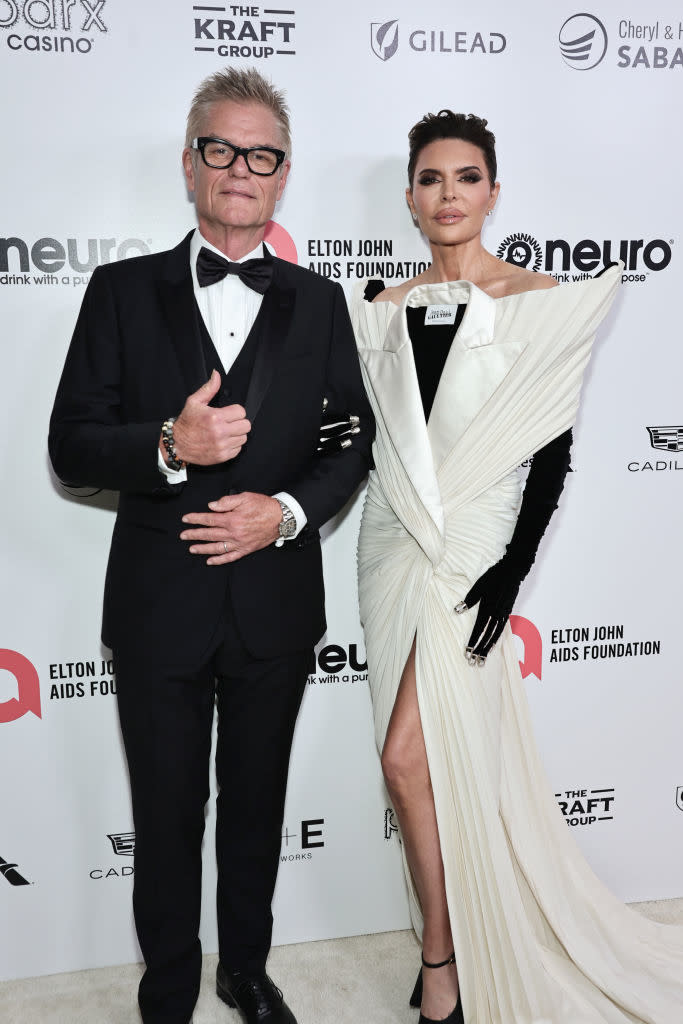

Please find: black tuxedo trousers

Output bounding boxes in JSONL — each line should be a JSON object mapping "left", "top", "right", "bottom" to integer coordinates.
{"left": 115, "top": 612, "right": 312, "bottom": 1024}
{"left": 49, "top": 232, "right": 374, "bottom": 1022}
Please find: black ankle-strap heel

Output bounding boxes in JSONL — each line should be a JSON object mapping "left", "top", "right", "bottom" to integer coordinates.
{"left": 409, "top": 968, "right": 423, "bottom": 1007}
{"left": 410, "top": 952, "right": 463, "bottom": 1024}
{"left": 409, "top": 951, "right": 456, "bottom": 1006}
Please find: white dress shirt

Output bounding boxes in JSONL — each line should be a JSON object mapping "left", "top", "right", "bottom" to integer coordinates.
{"left": 157, "top": 229, "right": 306, "bottom": 537}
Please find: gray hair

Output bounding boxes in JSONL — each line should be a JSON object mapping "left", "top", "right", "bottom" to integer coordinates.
{"left": 185, "top": 66, "right": 291, "bottom": 156}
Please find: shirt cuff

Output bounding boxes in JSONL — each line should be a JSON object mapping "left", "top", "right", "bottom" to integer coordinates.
{"left": 157, "top": 447, "right": 187, "bottom": 484}
{"left": 273, "top": 491, "right": 307, "bottom": 539}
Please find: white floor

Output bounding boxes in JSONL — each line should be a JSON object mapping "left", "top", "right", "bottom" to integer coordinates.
{"left": 2, "top": 901, "right": 683, "bottom": 1024}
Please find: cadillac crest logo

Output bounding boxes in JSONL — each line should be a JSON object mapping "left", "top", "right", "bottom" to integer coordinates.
{"left": 647, "top": 426, "right": 683, "bottom": 453}
{"left": 107, "top": 832, "right": 135, "bottom": 856}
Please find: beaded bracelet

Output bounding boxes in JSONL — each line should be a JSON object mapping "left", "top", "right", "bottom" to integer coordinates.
{"left": 161, "top": 417, "right": 184, "bottom": 471}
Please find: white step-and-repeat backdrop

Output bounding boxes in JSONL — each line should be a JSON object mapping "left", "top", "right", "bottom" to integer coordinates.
{"left": 1, "top": 0, "right": 682, "bottom": 982}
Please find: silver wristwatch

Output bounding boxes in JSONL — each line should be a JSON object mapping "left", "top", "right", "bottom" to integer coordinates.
{"left": 275, "top": 499, "right": 297, "bottom": 547}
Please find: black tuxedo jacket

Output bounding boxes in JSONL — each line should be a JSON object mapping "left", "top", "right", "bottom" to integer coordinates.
{"left": 49, "top": 231, "right": 374, "bottom": 669}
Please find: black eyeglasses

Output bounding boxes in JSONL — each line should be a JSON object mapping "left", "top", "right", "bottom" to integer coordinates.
{"left": 192, "top": 136, "right": 286, "bottom": 176}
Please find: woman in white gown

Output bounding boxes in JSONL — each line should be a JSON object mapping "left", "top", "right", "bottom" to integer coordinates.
{"left": 351, "top": 110, "right": 683, "bottom": 1024}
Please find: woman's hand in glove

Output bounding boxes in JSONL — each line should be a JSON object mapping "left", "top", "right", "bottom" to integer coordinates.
{"left": 454, "top": 558, "right": 523, "bottom": 665}
{"left": 454, "top": 429, "right": 574, "bottom": 665}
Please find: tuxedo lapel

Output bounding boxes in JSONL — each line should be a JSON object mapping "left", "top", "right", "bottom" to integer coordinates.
{"left": 157, "top": 232, "right": 208, "bottom": 394}
{"left": 243, "top": 260, "right": 295, "bottom": 423}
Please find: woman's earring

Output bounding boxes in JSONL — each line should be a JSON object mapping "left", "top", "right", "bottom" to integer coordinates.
{"left": 487, "top": 209, "right": 493, "bottom": 216}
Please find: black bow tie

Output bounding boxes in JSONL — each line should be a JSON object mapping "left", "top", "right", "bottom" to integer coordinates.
{"left": 196, "top": 246, "right": 273, "bottom": 293}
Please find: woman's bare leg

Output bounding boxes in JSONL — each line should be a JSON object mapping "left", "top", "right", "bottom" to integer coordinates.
{"left": 381, "top": 640, "right": 460, "bottom": 1020}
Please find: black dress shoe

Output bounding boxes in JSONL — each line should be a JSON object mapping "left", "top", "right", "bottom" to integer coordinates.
{"left": 216, "top": 963, "right": 297, "bottom": 1024}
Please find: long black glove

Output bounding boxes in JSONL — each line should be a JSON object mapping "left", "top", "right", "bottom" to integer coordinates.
{"left": 455, "top": 430, "right": 573, "bottom": 664}
{"left": 316, "top": 397, "right": 360, "bottom": 455}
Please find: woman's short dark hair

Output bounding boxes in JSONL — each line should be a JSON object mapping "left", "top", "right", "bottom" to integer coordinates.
{"left": 407, "top": 110, "right": 497, "bottom": 187}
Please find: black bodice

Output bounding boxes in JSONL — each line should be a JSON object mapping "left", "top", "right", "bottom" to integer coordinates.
{"left": 405, "top": 304, "right": 466, "bottom": 420}
{"left": 362, "top": 279, "right": 466, "bottom": 420}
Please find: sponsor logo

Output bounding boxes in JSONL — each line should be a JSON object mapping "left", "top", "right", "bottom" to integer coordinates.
{"left": 617, "top": 18, "right": 683, "bottom": 69}
{"left": 0, "top": 649, "right": 41, "bottom": 724}
{"left": 497, "top": 233, "right": 542, "bottom": 272}
{"left": 307, "top": 236, "right": 429, "bottom": 281}
{"left": 280, "top": 818, "right": 325, "bottom": 863}
{"left": 264, "top": 220, "right": 297, "bottom": 264}
{"left": 0, "top": 235, "right": 152, "bottom": 288}
{"left": 510, "top": 615, "right": 542, "bottom": 680}
{"left": 1, "top": 0, "right": 108, "bottom": 55}
{"left": 90, "top": 832, "right": 134, "bottom": 879}
{"left": 496, "top": 231, "right": 672, "bottom": 284}
{"left": 556, "top": 787, "right": 614, "bottom": 826}
{"left": 0, "top": 853, "right": 31, "bottom": 886}
{"left": 107, "top": 832, "right": 135, "bottom": 856}
{"left": 193, "top": 3, "right": 295, "bottom": 60}
{"left": 559, "top": 13, "right": 608, "bottom": 69}
{"left": 384, "top": 807, "right": 399, "bottom": 840}
{"left": 307, "top": 641, "right": 368, "bottom": 686}
{"left": 549, "top": 624, "right": 661, "bottom": 662}
{"left": 647, "top": 425, "right": 683, "bottom": 452}
{"left": 369, "top": 15, "right": 506, "bottom": 60}
{"left": 559, "top": 12, "right": 683, "bottom": 71}
{"left": 371, "top": 19, "right": 398, "bottom": 61}
{"left": 676, "top": 787, "right": 683, "bottom": 812}
{"left": 48, "top": 657, "right": 116, "bottom": 700}
{"left": 627, "top": 426, "right": 683, "bottom": 472}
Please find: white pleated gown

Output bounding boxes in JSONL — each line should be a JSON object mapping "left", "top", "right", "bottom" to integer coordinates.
{"left": 351, "top": 267, "right": 683, "bottom": 1024}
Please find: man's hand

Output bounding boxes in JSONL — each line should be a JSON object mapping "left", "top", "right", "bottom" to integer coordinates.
{"left": 180, "top": 492, "right": 282, "bottom": 564}
{"left": 166, "top": 370, "right": 251, "bottom": 466}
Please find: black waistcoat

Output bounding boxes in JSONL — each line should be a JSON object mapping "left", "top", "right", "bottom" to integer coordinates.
{"left": 199, "top": 301, "right": 259, "bottom": 411}
{"left": 188, "top": 298, "right": 262, "bottom": 497}
{"left": 177, "top": 301, "right": 268, "bottom": 652}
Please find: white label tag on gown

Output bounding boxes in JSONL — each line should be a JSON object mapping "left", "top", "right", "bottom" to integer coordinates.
{"left": 425, "top": 304, "right": 458, "bottom": 325}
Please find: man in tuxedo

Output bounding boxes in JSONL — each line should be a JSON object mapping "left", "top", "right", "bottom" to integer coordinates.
{"left": 49, "top": 67, "right": 373, "bottom": 1024}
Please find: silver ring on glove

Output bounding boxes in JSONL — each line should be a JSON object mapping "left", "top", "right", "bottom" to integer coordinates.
{"left": 454, "top": 601, "right": 468, "bottom": 614}
{"left": 223, "top": 541, "right": 228, "bottom": 554}
{"left": 465, "top": 647, "right": 486, "bottom": 667}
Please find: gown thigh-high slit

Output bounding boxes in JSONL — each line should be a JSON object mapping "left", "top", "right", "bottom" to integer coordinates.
{"left": 382, "top": 637, "right": 456, "bottom": 960}
{"left": 352, "top": 267, "right": 683, "bottom": 1024}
